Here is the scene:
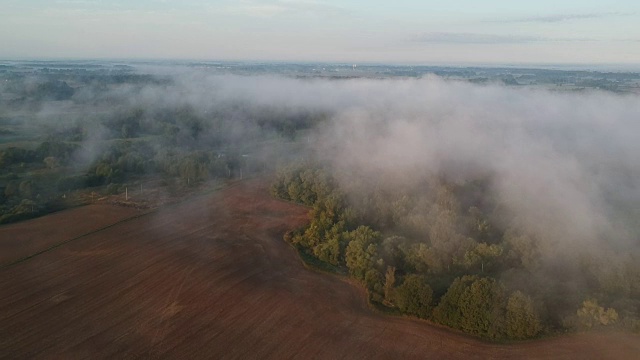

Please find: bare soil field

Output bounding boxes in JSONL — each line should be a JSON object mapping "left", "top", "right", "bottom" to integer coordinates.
{"left": 0, "top": 204, "right": 144, "bottom": 266}
{"left": 1, "top": 180, "right": 638, "bottom": 359}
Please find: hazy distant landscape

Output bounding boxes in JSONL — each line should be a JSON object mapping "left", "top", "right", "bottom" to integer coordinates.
{"left": 4, "top": 0, "right": 640, "bottom": 357}
{"left": 0, "top": 60, "right": 639, "bottom": 358}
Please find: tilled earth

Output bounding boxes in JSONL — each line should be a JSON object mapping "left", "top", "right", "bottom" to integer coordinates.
{"left": 1, "top": 180, "right": 638, "bottom": 359}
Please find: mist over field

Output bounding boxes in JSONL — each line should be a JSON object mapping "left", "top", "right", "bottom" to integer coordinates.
{"left": 131, "top": 73, "right": 640, "bottom": 254}
{"left": 110, "top": 72, "right": 640, "bottom": 318}
{"left": 317, "top": 78, "right": 640, "bottom": 248}
{"left": 2, "top": 65, "right": 640, "bottom": 340}
{"left": 3, "top": 0, "right": 640, "bottom": 355}
{"left": 187, "top": 73, "right": 640, "bottom": 331}
{"left": 7, "top": 68, "right": 640, "bottom": 263}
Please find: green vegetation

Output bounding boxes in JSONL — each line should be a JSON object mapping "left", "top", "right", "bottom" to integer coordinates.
{"left": 394, "top": 274, "right": 433, "bottom": 319}
{"left": 0, "top": 71, "right": 318, "bottom": 224}
{"left": 272, "top": 163, "right": 640, "bottom": 340}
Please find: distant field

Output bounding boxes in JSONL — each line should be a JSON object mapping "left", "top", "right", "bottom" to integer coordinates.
{"left": 0, "top": 180, "right": 638, "bottom": 359}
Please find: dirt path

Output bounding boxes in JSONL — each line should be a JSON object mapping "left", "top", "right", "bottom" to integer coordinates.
{"left": 1, "top": 180, "right": 638, "bottom": 359}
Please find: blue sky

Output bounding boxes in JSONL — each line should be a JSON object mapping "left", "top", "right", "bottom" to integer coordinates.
{"left": 1, "top": 0, "right": 639, "bottom": 64}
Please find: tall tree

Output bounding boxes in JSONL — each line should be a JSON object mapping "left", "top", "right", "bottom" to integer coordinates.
{"left": 395, "top": 274, "right": 433, "bottom": 319}
{"left": 384, "top": 266, "right": 396, "bottom": 304}
{"left": 505, "top": 291, "right": 541, "bottom": 339}
{"left": 345, "top": 226, "right": 381, "bottom": 281}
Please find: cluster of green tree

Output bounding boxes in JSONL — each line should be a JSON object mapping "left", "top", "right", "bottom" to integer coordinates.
{"left": 432, "top": 276, "right": 540, "bottom": 339}
{"left": 95, "top": 103, "right": 316, "bottom": 148}
{"left": 1, "top": 78, "right": 75, "bottom": 102}
{"left": 0, "top": 139, "right": 236, "bottom": 224}
{"left": 3, "top": 72, "right": 167, "bottom": 103}
{"left": 0, "top": 140, "right": 81, "bottom": 222}
{"left": 272, "top": 164, "right": 640, "bottom": 340}
{"left": 0, "top": 171, "right": 75, "bottom": 224}
{"left": 0, "top": 140, "right": 78, "bottom": 169}
{"left": 60, "top": 139, "right": 242, "bottom": 190}
{"left": 273, "top": 166, "right": 356, "bottom": 266}
{"left": 253, "top": 107, "right": 324, "bottom": 139}
{"left": 31, "top": 80, "right": 75, "bottom": 101}
{"left": 0, "top": 117, "right": 262, "bottom": 223}
{"left": 155, "top": 149, "right": 232, "bottom": 185}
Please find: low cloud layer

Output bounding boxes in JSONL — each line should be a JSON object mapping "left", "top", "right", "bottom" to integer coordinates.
{"left": 412, "top": 32, "right": 543, "bottom": 44}
{"left": 411, "top": 32, "right": 593, "bottom": 44}
{"left": 314, "top": 77, "right": 639, "bottom": 249}
{"left": 167, "top": 74, "right": 640, "bottom": 254}
{"left": 33, "top": 71, "right": 638, "bottom": 254}
{"left": 490, "top": 11, "right": 635, "bottom": 24}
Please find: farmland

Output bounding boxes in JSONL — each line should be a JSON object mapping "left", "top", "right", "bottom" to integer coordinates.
{"left": 1, "top": 180, "right": 638, "bottom": 359}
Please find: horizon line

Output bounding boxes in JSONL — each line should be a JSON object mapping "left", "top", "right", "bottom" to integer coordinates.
{"left": 2, "top": 57, "right": 640, "bottom": 72}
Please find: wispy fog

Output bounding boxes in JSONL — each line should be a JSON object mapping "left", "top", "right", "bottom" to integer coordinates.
{"left": 11, "top": 69, "right": 640, "bottom": 258}
{"left": 165, "top": 74, "right": 639, "bottom": 255}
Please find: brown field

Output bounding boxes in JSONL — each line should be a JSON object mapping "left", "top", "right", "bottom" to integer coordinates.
{"left": 1, "top": 180, "right": 638, "bottom": 359}
{"left": 0, "top": 204, "right": 144, "bottom": 267}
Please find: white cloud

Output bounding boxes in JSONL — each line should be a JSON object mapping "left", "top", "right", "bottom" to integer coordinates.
{"left": 411, "top": 32, "right": 593, "bottom": 44}
{"left": 220, "top": 0, "right": 349, "bottom": 18}
{"left": 490, "top": 12, "right": 636, "bottom": 23}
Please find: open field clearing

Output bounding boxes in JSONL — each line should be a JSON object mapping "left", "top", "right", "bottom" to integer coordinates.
{"left": 1, "top": 180, "right": 638, "bottom": 359}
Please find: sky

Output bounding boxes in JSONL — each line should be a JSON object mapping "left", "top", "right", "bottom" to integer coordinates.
{"left": 1, "top": 0, "right": 639, "bottom": 65}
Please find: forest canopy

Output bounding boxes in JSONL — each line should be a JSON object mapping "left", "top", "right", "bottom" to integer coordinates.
{"left": 272, "top": 162, "right": 640, "bottom": 340}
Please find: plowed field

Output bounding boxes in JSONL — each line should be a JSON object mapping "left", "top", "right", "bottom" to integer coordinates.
{"left": 1, "top": 180, "right": 638, "bottom": 359}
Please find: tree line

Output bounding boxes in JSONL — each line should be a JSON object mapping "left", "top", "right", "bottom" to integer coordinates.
{"left": 272, "top": 163, "right": 640, "bottom": 340}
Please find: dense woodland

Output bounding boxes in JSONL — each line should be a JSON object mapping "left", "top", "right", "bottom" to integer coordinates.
{"left": 272, "top": 164, "right": 640, "bottom": 340}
